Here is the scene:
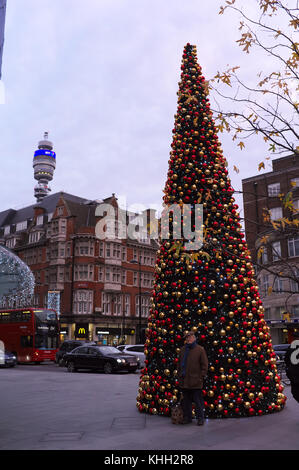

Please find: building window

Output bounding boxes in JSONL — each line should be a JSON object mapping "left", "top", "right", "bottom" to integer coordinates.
{"left": 102, "top": 293, "right": 111, "bottom": 315}
{"left": 112, "top": 267, "right": 121, "bottom": 284}
{"left": 274, "top": 277, "right": 283, "bottom": 293}
{"left": 75, "top": 240, "right": 94, "bottom": 256}
{"left": 261, "top": 274, "right": 269, "bottom": 295}
{"left": 36, "top": 215, "right": 44, "bottom": 226}
{"left": 106, "top": 242, "right": 111, "bottom": 258}
{"left": 141, "top": 272, "right": 154, "bottom": 288}
{"left": 4, "top": 225, "right": 10, "bottom": 235}
{"left": 124, "top": 294, "right": 130, "bottom": 316}
{"left": 6, "top": 238, "right": 16, "bottom": 249}
{"left": 264, "top": 307, "right": 271, "bottom": 319}
{"left": 288, "top": 236, "right": 299, "bottom": 257}
{"left": 99, "top": 242, "right": 104, "bottom": 257}
{"left": 258, "top": 246, "right": 268, "bottom": 265}
{"left": 16, "top": 221, "right": 27, "bottom": 232}
{"left": 112, "top": 294, "right": 122, "bottom": 316}
{"left": 59, "top": 243, "right": 65, "bottom": 258}
{"left": 74, "top": 264, "right": 94, "bottom": 281}
{"left": 272, "top": 241, "right": 281, "bottom": 262}
{"left": 29, "top": 232, "right": 41, "bottom": 244}
{"left": 136, "top": 296, "right": 150, "bottom": 318}
{"left": 270, "top": 207, "right": 282, "bottom": 221}
{"left": 98, "top": 265, "right": 104, "bottom": 282}
{"left": 112, "top": 244, "right": 121, "bottom": 259}
{"left": 268, "top": 183, "right": 280, "bottom": 197}
{"left": 275, "top": 306, "right": 285, "bottom": 320}
{"left": 105, "top": 266, "right": 111, "bottom": 282}
{"left": 73, "top": 290, "right": 93, "bottom": 314}
{"left": 57, "top": 206, "right": 64, "bottom": 216}
{"left": 60, "top": 219, "right": 66, "bottom": 234}
{"left": 58, "top": 266, "right": 64, "bottom": 282}
{"left": 290, "top": 267, "right": 299, "bottom": 293}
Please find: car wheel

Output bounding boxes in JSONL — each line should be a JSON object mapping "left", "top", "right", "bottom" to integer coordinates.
{"left": 67, "top": 362, "right": 76, "bottom": 373}
{"left": 104, "top": 362, "right": 113, "bottom": 374}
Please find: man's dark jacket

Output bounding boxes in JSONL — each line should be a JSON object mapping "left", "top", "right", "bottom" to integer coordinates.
{"left": 178, "top": 344, "right": 208, "bottom": 389}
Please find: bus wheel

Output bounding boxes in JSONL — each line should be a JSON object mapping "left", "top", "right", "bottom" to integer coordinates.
{"left": 67, "top": 362, "right": 76, "bottom": 373}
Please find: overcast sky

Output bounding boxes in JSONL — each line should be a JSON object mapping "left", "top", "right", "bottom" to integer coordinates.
{"left": 0, "top": 0, "right": 279, "bottom": 219}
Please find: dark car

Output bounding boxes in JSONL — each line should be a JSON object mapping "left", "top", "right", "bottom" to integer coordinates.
{"left": 64, "top": 345, "right": 139, "bottom": 374}
{"left": 0, "top": 351, "right": 17, "bottom": 368}
{"left": 273, "top": 344, "right": 290, "bottom": 359}
{"left": 55, "top": 340, "right": 97, "bottom": 367}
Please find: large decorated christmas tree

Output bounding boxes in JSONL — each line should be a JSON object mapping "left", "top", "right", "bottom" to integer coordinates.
{"left": 136, "top": 44, "right": 286, "bottom": 419}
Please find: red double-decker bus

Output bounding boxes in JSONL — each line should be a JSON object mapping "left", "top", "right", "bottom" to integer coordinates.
{"left": 0, "top": 308, "right": 59, "bottom": 363}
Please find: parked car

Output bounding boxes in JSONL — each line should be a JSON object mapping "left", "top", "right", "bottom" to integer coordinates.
{"left": 273, "top": 344, "right": 290, "bottom": 359}
{"left": 64, "top": 345, "right": 140, "bottom": 373}
{"left": 55, "top": 340, "right": 97, "bottom": 367}
{"left": 117, "top": 344, "right": 145, "bottom": 368}
{"left": 0, "top": 350, "right": 17, "bottom": 368}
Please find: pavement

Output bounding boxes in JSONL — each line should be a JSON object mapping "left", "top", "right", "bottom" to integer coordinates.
{"left": 0, "top": 363, "right": 298, "bottom": 451}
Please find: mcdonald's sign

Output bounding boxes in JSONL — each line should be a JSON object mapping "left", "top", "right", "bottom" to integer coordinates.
{"left": 75, "top": 323, "right": 89, "bottom": 339}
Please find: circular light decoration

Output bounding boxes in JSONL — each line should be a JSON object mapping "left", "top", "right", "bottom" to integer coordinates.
{"left": 0, "top": 246, "right": 35, "bottom": 307}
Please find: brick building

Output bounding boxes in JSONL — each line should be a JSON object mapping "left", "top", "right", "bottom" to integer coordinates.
{"left": 242, "top": 153, "right": 299, "bottom": 343}
{"left": 0, "top": 191, "right": 158, "bottom": 345}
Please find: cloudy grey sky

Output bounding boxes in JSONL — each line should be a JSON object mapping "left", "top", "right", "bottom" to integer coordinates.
{"left": 0, "top": 0, "right": 276, "bottom": 218}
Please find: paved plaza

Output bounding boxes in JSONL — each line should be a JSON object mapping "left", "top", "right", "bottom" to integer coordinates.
{"left": 0, "top": 363, "right": 298, "bottom": 451}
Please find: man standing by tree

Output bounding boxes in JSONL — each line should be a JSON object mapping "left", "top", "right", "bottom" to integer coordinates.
{"left": 178, "top": 331, "right": 209, "bottom": 425}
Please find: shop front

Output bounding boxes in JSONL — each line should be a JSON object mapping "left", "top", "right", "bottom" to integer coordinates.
{"left": 95, "top": 327, "right": 136, "bottom": 346}
{"left": 266, "top": 318, "right": 299, "bottom": 344}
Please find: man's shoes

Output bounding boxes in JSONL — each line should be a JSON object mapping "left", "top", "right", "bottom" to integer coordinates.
{"left": 197, "top": 418, "right": 204, "bottom": 426}
{"left": 182, "top": 418, "right": 192, "bottom": 424}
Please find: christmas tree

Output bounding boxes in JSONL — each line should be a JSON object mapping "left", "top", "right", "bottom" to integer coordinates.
{"left": 136, "top": 44, "right": 286, "bottom": 419}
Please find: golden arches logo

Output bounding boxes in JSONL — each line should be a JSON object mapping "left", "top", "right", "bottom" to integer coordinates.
{"left": 78, "top": 328, "right": 86, "bottom": 335}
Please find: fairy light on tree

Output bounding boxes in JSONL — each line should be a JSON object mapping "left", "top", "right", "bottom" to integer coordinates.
{"left": 0, "top": 245, "right": 35, "bottom": 307}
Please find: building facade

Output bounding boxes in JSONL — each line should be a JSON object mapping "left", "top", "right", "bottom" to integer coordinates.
{"left": 242, "top": 153, "right": 299, "bottom": 344}
{"left": 0, "top": 191, "right": 158, "bottom": 345}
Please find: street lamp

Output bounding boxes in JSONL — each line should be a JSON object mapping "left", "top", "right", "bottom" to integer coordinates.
{"left": 130, "top": 256, "right": 142, "bottom": 344}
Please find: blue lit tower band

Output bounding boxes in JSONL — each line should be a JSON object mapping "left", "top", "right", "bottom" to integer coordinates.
{"left": 33, "top": 132, "right": 56, "bottom": 203}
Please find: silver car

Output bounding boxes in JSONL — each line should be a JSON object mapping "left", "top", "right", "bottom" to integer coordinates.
{"left": 117, "top": 344, "right": 145, "bottom": 368}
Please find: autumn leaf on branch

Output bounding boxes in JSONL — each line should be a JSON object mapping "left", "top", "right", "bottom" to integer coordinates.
{"left": 210, "top": 0, "right": 299, "bottom": 157}
{"left": 258, "top": 162, "right": 265, "bottom": 171}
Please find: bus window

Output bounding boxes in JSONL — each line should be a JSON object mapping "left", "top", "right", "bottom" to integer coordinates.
{"left": 21, "top": 336, "right": 33, "bottom": 348}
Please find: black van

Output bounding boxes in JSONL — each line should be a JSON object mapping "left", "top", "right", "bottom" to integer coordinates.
{"left": 55, "top": 340, "right": 96, "bottom": 366}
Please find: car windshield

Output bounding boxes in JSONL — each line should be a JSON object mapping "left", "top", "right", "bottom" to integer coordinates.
{"left": 98, "top": 346, "right": 120, "bottom": 355}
